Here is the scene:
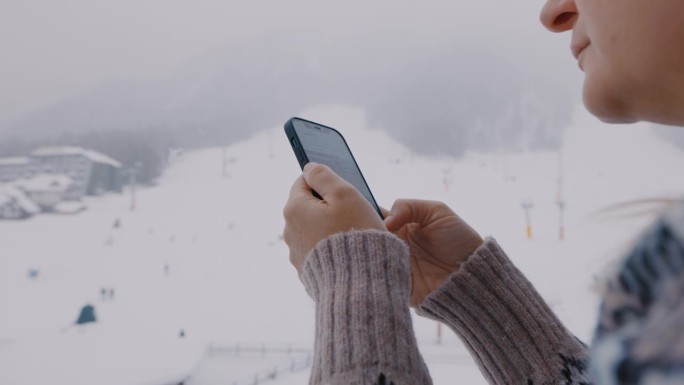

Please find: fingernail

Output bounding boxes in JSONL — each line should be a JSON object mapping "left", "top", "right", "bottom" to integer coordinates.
{"left": 303, "top": 162, "right": 317, "bottom": 171}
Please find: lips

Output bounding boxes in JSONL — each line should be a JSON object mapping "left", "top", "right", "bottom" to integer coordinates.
{"left": 570, "top": 37, "right": 590, "bottom": 71}
{"left": 570, "top": 41, "right": 590, "bottom": 61}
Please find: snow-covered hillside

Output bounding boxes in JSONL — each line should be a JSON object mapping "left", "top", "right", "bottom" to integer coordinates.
{"left": 1, "top": 104, "right": 683, "bottom": 384}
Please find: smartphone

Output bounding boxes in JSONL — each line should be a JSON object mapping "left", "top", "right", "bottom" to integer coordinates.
{"left": 284, "top": 117, "right": 384, "bottom": 219}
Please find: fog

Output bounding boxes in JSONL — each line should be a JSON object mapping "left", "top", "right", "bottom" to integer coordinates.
{"left": 0, "top": 0, "right": 582, "bottom": 158}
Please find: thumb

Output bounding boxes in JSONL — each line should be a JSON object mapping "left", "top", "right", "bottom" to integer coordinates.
{"left": 302, "top": 162, "right": 350, "bottom": 200}
{"left": 384, "top": 199, "right": 436, "bottom": 231}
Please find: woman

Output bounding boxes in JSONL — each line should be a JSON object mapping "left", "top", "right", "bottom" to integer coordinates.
{"left": 283, "top": 0, "right": 684, "bottom": 383}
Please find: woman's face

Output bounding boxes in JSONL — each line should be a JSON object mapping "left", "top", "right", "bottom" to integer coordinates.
{"left": 540, "top": 0, "right": 684, "bottom": 125}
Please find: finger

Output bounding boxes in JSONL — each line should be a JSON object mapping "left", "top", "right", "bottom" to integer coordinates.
{"left": 284, "top": 176, "right": 313, "bottom": 220}
{"left": 380, "top": 206, "right": 390, "bottom": 218}
{"left": 282, "top": 224, "right": 291, "bottom": 246}
{"left": 384, "top": 199, "right": 438, "bottom": 231}
{"left": 291, "top": 174, "right": 325, "bottom": 203}
{"left": 302, "top": 162, "right": 352, "bottom": 200}
{"left": 288, "top": 174, "right": 310, "bottom": 199}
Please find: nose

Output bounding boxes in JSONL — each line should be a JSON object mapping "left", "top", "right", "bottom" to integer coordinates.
{"left": 540, "top": 0, "right": 578, "bottom": 32}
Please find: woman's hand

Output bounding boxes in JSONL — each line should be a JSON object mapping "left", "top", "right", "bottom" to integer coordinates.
{"left": 283, "top": 162, "right": 386, "bottom": 275}
{"left": 383, "top": 199, "right": 483, "bottom": 307}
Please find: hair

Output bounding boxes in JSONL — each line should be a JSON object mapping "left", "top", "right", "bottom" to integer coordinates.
{"left": 589, "top": 197, "right": 679, "bottom": 221}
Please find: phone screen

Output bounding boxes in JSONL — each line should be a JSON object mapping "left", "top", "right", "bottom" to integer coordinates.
{"left": 286, "top": 118, "right": 383, "bottom": 218}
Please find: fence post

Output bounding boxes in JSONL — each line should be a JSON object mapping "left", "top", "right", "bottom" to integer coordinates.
{"left": 521, "top": 201, "right": 534, "bottom": 239}
{"left": 557, "top": 200, "right": 566, "bottom": 240}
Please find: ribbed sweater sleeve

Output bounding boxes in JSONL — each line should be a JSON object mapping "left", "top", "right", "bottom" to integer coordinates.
{"left": 300, "top": 230, "right": 433, "bottom": 385}
{"left": 417, "top": 237, "right": 591, "bottom": 385}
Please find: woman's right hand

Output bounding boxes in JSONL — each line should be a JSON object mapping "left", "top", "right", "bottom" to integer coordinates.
{"left": 383, "top": 199, "right": 483, "bottom": 307}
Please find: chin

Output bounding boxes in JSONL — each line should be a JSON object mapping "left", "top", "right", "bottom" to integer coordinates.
{"left": 582, "top": 83, "right": 639, "bottom": 124}
{"left": 591, "top": 109, "right": 639, "bottom": 124}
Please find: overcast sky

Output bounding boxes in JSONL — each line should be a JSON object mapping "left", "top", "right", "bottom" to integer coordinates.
{"left": 0, "top": 0, "right": 583, "bottom": 128}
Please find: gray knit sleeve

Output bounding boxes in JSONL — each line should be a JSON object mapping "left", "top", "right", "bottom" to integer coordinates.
{"left": 417, "top": 237, "right": 591, "bottom": 385}
{"left": 300, "top": 230, "right": 433, "bottom": 385}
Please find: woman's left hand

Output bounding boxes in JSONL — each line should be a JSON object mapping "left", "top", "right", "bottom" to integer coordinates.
{"left": 283, "top": 162, "right": 386, "bottom": 275}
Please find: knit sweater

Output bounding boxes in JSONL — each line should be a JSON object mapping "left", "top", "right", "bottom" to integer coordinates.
{"left": 301, "top": 230, "right": 433, "bottom": 384}
{"left": 300, "top": 204, "right": 684, "bottom": 384}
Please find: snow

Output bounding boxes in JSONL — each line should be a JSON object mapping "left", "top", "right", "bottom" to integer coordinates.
{"left": 53, "top": 201, "right": 88, "bottom": 215}
{"left": 16, "top": 174, "right": 74, "bottom": 193}
{"left": 0, "top": 186, "right": 41, "bottom": 214}
{"left": 32, "top": 146, "right": 122, "bottom": 168}
{"left": 1, "top": 104, "right": 683, "bottom": 384}
{"left": 0, "top": 157, "right": 31, "bottom": 166}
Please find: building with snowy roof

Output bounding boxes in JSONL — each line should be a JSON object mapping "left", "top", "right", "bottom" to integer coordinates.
{"left": 0, "top": 147, "right": 122, "bottom": 199}
{"left": 13, "top": 174, "right": 77, "bottom": 211}
{"left": 0, "top": 157, "right": 32, "bottom": 182}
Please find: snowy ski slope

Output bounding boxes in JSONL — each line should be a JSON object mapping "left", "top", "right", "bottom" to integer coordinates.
{"left": 1, "top": 105, "right": 683, "bottom": 384}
